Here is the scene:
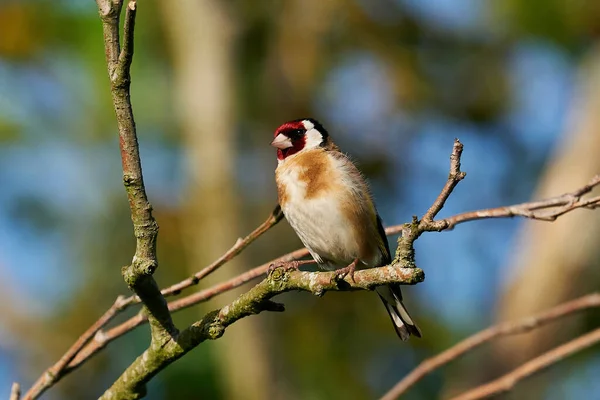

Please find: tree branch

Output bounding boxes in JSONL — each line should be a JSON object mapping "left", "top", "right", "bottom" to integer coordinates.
{"left": 97, "top": 260, "right": 420, "bottom": 399}
{"left": 141, "top": 205, "right": 283, "bottom": 300}
{"left": 10, "top": 383, "right": 20, "bottom": 400}
{"left": 63, "top": 247, "right": 310, "bottom": 374}
{"left": 436, "top": 174, "right": 600, "bottom": 229}
{"left": 23, "top": 296, "right": 129, "bottom": 400}
{"left": 450, "top": 326, "right": 600, "bottom": 400}
{"left": 380, "top": 293, "right": 600, "bottom": 399}
{"left": 47, "top": 206, "right": 285, "bottom": 381}
{"left": 62, "top": 2, "right": 178, "bottom": 399}
{"left": 422, "top": 138, "right": 467, "bottom": 222}
{"left": 394, "top": 139, "right": 466, "bottom": 267}
{"left": 97, "top": 0, "right": 176, "bottom": 345}
{"left": 99, "top": 264, "right": 424, "bottom": 399}
{"left": 97, "top": 205, "right": 283, "bottom": 313}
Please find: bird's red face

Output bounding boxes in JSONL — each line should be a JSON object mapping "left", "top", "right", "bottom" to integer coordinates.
{"left": 272, "top": 118, "right": 329, "bottom": 161}
{"left": 271, "top": 120, "right": 307, "bottom": 161}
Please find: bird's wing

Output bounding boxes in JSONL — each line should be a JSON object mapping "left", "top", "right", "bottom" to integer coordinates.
{"left": 376, "top": 214, "right": 392, "bottom": 265}
{"left": 330, "top": 150, "right": 392, "bottom": 266}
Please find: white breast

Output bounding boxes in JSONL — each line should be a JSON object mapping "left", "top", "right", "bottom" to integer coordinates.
{"left": 276, "top": 152, "right": 381, "bottom": 268}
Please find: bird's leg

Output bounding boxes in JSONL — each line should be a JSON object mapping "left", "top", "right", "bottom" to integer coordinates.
{"left": 268, "top": 259, "right": 316, "bottom": 275}
{"left": 333, "top": 258, "right": 359, "bottom": 283}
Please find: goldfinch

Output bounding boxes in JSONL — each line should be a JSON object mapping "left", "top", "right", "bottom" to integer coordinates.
{"left": 271, "top": 118, "right": 421, "bottom": 340}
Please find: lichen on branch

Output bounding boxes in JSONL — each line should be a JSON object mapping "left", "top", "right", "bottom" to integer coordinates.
{"left": 99, "top": 264, "right": 423, "bottom": 400}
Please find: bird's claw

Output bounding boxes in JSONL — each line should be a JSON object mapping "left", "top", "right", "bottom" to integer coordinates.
{"left": 268, "top": 260, "right": 300, "bottom": 275}
{"left": 332, "top": 263, "right": 356, "bottom": 283}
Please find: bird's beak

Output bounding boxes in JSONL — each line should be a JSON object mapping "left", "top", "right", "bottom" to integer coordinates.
{"left": 271, "top": 134, "right": 293, "bottom": 149}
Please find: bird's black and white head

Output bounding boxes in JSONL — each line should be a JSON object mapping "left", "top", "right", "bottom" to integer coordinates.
{"left": 271, "top": 118, "right": 330, "bottom": 161}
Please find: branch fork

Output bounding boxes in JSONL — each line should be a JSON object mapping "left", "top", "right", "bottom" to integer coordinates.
{"left": 394, "top": 138, "right": 466, "bottom": 268}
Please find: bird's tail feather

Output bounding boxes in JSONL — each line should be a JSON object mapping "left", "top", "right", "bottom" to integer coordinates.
{"left": 376, "top": 284, "right": 422, "bottom": 341}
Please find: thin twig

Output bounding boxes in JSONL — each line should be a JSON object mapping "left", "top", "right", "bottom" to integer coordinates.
{"left": 23, "top": 297, "right": 128, "bottom": 400}
{"left": 395, "top": 139, "right": 467, "bottom": 267}
{"left": 380, "top": 293, "right": 600, "bottom": 400}
{"left": 422, "top": 138, "right": 467, "bottom": 223}
{"left": 150, "top": 205, "right": 283, "bottom": 299}
{"left": 167, "top": 246, "right": 308, "bottom": 311}
{"left": 37, "top": 205, "right": 284, "bottom": 381}
{"left": 96, "top": 0, "right": 122, "bottom": 79}
{"left": 65, "top": 248, "right": 309, "bottom": 373}
{"left": 119, "top": 1, "right": 136, "bottom": 71}
{"left": 112, "top": 205, "right": 283, "bottom": 310}
{"left": 434, "top": 174, "right": 600, "bottom": 230}
{"left": 425, "top": 175, "right": 600, "bottom": 231}
{"left": 10, "top": 382, "right": 21, "bottom": 400}
{"left": 450, "top": 326, "right": 600, "bottom": 400}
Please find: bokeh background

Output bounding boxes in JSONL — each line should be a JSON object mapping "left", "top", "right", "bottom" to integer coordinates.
{"left": 2, "top": 0, "right": 600, "bottom": 399}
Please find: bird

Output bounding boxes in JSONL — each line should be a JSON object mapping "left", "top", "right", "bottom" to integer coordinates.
{"left": 271, "top": 117, "right": 421, "bottom": 340}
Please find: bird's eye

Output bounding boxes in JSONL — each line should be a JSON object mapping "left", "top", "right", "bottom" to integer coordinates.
{"left": 286, "top": 129, "right": 304, "bottom": 139}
